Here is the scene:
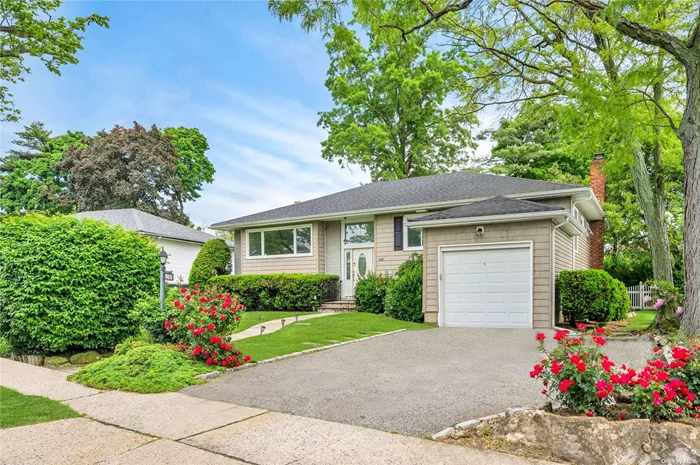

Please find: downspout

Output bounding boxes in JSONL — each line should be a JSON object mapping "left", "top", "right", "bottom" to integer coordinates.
{"left": 571, "top": 194, "right": 594, "bottom": 270}
{"left": 552, "top": 219, "right": 569, "bottom": 328}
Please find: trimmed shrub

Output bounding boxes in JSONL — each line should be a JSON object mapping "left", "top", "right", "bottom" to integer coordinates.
{"left": 209, "top": 274, "right": 339, "bottom": 311}
{"left": 385, "top": 254, "right": 423, "bottom": 322}
{"left": 355, "top": 272, "right": 392, "bottom": 314}
{"left": 188, "top": 239, "right": 232, "bottom": 287}
{"left": 559, "top": 269, "right": 629, "bottom": 325}
{"left": 131, "top": 290, "right": 179, "bottom": 344}
{"left": 0, "top": 214, "right": 160, "bottom": 353}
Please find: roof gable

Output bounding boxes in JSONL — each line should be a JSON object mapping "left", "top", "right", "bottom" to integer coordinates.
{"left": 213, "top": 171, "right": 584, "bottom": 228}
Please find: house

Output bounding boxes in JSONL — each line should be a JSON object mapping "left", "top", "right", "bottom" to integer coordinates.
{"left": 211, "top": 155, "right": 606, "bottom": 329}
{"left": 75, "top": 208, "right": 234, "bottom": 285}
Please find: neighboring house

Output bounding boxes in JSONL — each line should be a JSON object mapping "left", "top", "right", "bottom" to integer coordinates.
{"left": 212, "top": 155, "right": 607, "bottom": 329}
{"left": 75, "top": 209, "right": 234, "bottom": 285}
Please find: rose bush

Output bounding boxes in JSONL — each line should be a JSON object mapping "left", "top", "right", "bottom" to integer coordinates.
{"left": 165, "top": 285, "right": 251, "bottom": 368}
{"left": 532, "top": 325, "right": 700, "bottom": 420}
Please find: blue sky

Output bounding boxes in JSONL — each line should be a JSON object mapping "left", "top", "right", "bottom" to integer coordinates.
{"left": 0, "top": 1, "right": 494, "bottom": 228}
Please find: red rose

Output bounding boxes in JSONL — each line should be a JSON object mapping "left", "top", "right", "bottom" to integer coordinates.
{"left": 205, "top": 357, "right": 213, "bottom": 365}
{"left": 243, "top": 355, "right": 251, "bottom": 363}
{"left": 535, "top": 333, "right": 546, "bottom": 342}
{"left": 187, "top": 323, "right": 194, "bottom": 330}
{"left": 541, "top": 389, "right": 547, "bottom": 395}
{"left": 586, "top": 412, "right": 594, "bottom": 417}
{"left": 221, "top": 315, "right": 226, "bottom": 321}
{"left": 185, "top": 295, "right": 192, "bottom": 301}
{"left": 576, "top": 323, "right": 587, "bottom": 331}
{"left": 208, "top": 323, "right": 215, "bottom": 331}
{"left": 570, "top": 355, "right": 581, "bottom": 364}
{"left": 221, "top": 360, "right": 229, "bottom": 366}
{"left": 204, "top": 350, "right": 210, "bottom": 355}
{"left": 551, "top": 360, "right": 563, "bottom": 375}
{"left": 553, "top": 330, "right": 569, "bottom": 341}
{"left": 576, "top": 362, "right": 587, "bottom": 372}
{"left": 595, "top": 327, "right": 605, "bottom": 334}
{"left": 181, "top": 288, "right": 187, "bottom": 294}
{"left": 173, "top": 301, "right": 181, "bottom": 307}
{"left": 193, "top": 346, "right": 202, "bottom": 355}
{"left": 560, "top": 379, "right": 575, "bottom": 393}
{"left": 592, "top": 336, "right": 607, "bottom": 346}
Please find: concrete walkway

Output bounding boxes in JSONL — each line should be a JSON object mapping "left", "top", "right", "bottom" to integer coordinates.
{"left": 0, "top": 358, "right": 557, "bottom": 465}
{"left": 230, "top": 313, "right": 332, "bottom": 341}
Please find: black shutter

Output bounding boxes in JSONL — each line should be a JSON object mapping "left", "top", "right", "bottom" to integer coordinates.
{"left": 394, "top": 217, "right": 403, "bottom": 251}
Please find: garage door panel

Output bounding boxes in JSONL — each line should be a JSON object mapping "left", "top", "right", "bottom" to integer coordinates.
{"left": 441, "top": 246, "right": 532, "bottom": 329}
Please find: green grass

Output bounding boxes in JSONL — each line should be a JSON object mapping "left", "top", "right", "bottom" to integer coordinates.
{"left": 234, "top": 313, "right": 432, "bottom": 361}
{"left": 625, "top": 310, "right": 657, "bottom": 331}
{"left": 0, "top": 386, "right": 79, "bottom": 429}
{"left": 68, "top": 343, "right": 217, "bottom": 393}
{"left": 234, "top": 311, "right": 315, "bottom": 333}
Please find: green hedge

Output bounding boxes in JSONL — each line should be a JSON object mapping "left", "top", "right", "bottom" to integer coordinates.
{"left": 188, "top": 239, "right": 231, "bottom": 287}
{"left": 385, "top": 254, "right": 424, "bottom": 323}
{"left": 355, "top": 272, "right": 391, "bottom": 314}
{"left": 559, "top": 269, "right": 630, "bottom": 325}
{"left": 208, "top": 274, "right": 339, "bottom": 311}
{"left": 0, "top": 214, "right": 160, "bottom": 353}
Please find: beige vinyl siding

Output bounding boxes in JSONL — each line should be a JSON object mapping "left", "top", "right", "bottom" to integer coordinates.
{"left": 423, "top": 220, "right": 553, "bottom": 329}
{"left": 316, "top": 222, "right": 325, "bottom": 274}
{"left": 240, "top": 222, "right": 321, "bottom": 275}
{"left": 538, "top": 197, "right": 571, "bottom": 212}
{"left": 574, "top": 232, "right": 591, "bottom": 269}
{"left": 374, "top": 213, "right": 420, "bottom": 274}
{"left": 324, "top": 221, "right": 342, "bottom": 276}
{"left": 554, "top": 228, "right": 573, "bottom": 276}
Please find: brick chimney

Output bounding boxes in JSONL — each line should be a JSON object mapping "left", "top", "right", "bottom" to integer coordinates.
{"left": 589, "top": 153, "right": 605, "bottom": 269}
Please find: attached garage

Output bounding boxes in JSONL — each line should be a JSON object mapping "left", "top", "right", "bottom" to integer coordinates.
{"left": 440, "top": 243, "right": 532, "bottom": 328}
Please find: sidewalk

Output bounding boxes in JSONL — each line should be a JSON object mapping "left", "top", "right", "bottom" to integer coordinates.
{"left": 0, "top": 358, "right": 556, "bottom": 465}
{"left": 230, "top": 313, "right": 331, "bottom": 341}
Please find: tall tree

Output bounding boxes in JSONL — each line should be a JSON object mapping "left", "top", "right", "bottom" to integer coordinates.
{"left": 271, "top": 7, "right": 475, "bottom": 181}
{"left": 164, "top": 127, "right": 215, "bottom": 208}
{"left": 0, "top": 127, "right": 83, "bottom": 214}
{"left": 58, "top": 122, "right": 189, "bottom": 224}
{"left": 0, "top": 0, "right": 109, "bottom": 122}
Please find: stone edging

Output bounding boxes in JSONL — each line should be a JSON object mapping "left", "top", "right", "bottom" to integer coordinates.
{"left": 431, "top": 406, "right": 540, "bottom": 440}
{"left": 195, "top": 329, "right": 408, "bottom": 380}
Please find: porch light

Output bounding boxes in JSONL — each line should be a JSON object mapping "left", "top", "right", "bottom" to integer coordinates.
{"left": 159, "top": 247, "right": 168, "bottom": 266}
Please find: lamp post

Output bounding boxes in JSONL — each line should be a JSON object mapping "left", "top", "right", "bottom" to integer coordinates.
{"left": 159, "top": 247, "right": 168, "bottom": 309}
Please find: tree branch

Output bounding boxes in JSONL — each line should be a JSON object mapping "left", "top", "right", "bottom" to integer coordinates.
{"left": 0, "top": 25, "right": 31, "bottom": 38}
{"left": 379, "top": 0, "right": 474, "bottom": 40}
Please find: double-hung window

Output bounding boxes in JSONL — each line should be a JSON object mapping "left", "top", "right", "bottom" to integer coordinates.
{"left": 403, "top": 216, "right": 423, "bottom": 250}
{"left": 247, "top": 225, "right": 312, "bottom": 257}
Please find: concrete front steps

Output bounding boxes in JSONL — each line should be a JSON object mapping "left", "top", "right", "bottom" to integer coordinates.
{"left": 318, "top": 300, "right": 356, "bottom": 313}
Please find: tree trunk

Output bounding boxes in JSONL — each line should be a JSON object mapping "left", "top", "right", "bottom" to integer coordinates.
{"left": 679, "top": 63, "right": 700, "bottom": 337}
{"left": 629, "top": 143, "right": 675, "bottom": 283}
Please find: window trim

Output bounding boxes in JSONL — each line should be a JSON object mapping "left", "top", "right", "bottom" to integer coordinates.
{"left": 403, "top": 215, "right": 424, "bottom": 251}
{"left": 246, "top": 224, "right": 313, "bottom": 259}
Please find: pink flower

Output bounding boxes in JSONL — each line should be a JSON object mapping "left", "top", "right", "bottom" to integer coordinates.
{"left": 676, "top": 306, "right": 684, "bottom": 316}
{"left": 643, "top": 295, "right": 652, "bottom": 304}
{"left": 653, "top": 299, "right": 664, "bottom": 310}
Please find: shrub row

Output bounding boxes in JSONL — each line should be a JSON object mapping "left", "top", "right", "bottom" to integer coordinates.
{"left": 355, "top": 254, "right": 424, "bottom": 323}
{"left": 559, "top": 269, "right": 630, "bottom": 325}
{"left": 208, "top": 274, "right": 339, "bottom": 311}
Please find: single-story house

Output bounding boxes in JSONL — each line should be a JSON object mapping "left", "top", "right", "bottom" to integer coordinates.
{"left": 211, "top": 155, "right": 607, "bottom": 329}
{"left": 75, "top": 208, "right": 234, "bottom": 285}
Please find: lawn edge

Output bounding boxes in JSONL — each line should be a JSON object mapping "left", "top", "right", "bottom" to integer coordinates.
{"left": 194, "top": 329, "right": 408, "bottom": 380}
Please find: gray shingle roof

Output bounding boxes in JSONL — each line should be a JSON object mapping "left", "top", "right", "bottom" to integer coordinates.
{"left": 409, "top": 196, "right": 564, "bottom": 222}
{"left": 75, "top": 209, "right": 220, "bottom": 244}
{"left": 213, "top": 171, "right": 583, "bottom": 228}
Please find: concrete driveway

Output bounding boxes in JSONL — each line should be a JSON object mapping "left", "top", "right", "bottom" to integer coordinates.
{"left": 183, "top": 328, "right": 653, "bottom": 437}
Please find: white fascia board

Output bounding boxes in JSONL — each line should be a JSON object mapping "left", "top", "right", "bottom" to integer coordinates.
{"left": 410, "top": 211, "right": 587, "bottom": 236}
{"left": 211, "top": 187, "right": 594, "bottom": 231}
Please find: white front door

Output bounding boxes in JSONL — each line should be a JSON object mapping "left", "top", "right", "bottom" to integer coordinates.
{"left": 343, "top": 248, "right": 373, "bottom": 298}
{"left": 440, "top": 244, "right": 532, "bottom": 328}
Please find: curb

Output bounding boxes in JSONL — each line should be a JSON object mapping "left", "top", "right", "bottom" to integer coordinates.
{"left": 431, "top": 405, "right": 545, "bottom": 439}
{"left": 195, "top": 329, "right": 407, "bottom": 380}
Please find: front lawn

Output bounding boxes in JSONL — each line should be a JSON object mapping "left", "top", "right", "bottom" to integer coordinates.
{"left": 234, "top": 311, "right": 315, "bottom": 333}
{"left": 0, "top": 386, "right": 80, "bottom": 429}
{"left": 234, "top": 313, "right": 432, "bottom": 361}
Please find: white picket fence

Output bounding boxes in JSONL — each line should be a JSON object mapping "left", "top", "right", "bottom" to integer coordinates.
{"left": 627, "top": 282, "right": 653, "bottom": 310}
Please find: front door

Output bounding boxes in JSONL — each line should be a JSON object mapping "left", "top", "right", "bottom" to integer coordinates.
{"left": 343, "top": 248, "right": 373, "bottom": 298}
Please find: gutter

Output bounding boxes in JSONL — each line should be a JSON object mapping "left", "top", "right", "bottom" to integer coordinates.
{"left": 551, "top": 219, "right": 569, "bottom": 328}
{"left": 211, "top": 187, "right": 595, "bottom": 230}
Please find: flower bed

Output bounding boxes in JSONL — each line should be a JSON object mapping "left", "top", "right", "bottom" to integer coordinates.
{"left": 165, "top": 285, "right": 251, "bottom": 368}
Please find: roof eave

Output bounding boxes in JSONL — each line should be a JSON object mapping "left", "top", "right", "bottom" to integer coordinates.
{"left": 410, "top": 211, "right": 586, "bottom": 236}
{"left": 211, "top": 187, "right": 594, "bottom": 230}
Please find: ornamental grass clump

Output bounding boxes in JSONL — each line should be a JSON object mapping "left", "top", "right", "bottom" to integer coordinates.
{"left": 531, "top": 325, "right": 700, "bottom": 421}
{"left": 166, "top": 286, "right": 251, "bottom": 368}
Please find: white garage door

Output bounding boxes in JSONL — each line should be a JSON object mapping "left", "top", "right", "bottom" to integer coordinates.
{"left": 441, "top": 245, "right": 532, "bottom": 328}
